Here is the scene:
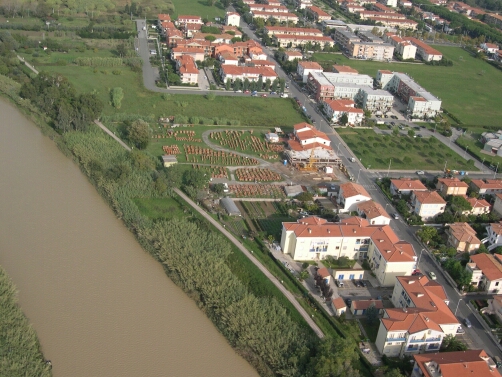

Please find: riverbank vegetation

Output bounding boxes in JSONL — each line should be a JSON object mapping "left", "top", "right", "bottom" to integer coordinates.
{"left": 0, "top": 265, "right": 53, "bottom": 377}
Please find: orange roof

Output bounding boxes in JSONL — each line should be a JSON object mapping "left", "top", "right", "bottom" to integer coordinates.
{"left": 251, "top": 10, "right": 299, "bottom": 18}
{"left": 317, "top": 267, "right": 330, "bottom": 278}
{"left": 437, "top": 177, "right": 469, "bottom": 188}
{"left": 332, "top": 297, "right": 346, "bottom": 309}
{"left": 404, "top": 37, "right": 442, "bottom": 56}
{"left": 298, "top": 61, "right": 323, "bottom": 69}
{"left": 178, "top": 15, "right": 202, "bottom": 20}
{"left": 414, "top": 350, "right": 502, "bottom": 377}
{"left": 158, "top": 13, "right": 171, "bottom": 21}
{"left": 357, "top": 200, "right": 391, "bottom": 219}
{"left": 285, "top": 51, "right": 303, "bottom": 56}
{"left": 340, "top": 182, "right": 370, "bottom": 199}
{"left": 293, "top": 123, "right": 330, "bottom": 142}
{"left": 379, "top": 69, "right": 393, "bottom": 74}
{"left": 471, "top": 179, "right": 502, "bottom": 190}
{"left": 391, "top": 178, "right": 427, "bottom": 191}
{"left": 177, "top": 55, "right": 199, "bottom": 74}
{"left": 287, "top": 140, "right": 332, "bottom": 151}
{"left": 308, "top": 5, "right": 331, "bottom": 17}
{"left": 332, "top": 65, "right": 358, "bottom": 74}
{"left": 221, "top": 65, "right": 277, "bottom": 77}
{"left": 324, "top": 99, "right": 363, "bottom": 113}
{"left": 485, "top": 42, "right": 499, "bottom": 48}
{"left": 265, "top": 26, "right": 322, "bottom": 34}
{"left": 467, "top": 197, "right": 490, "bottom": 209}
{"left": 352, "top": 299, "right": 383, "bottom": 310}
{"left": 470, "top": 253, "right": 502, "bottom": 281}
{"left": 172, "top": 46, "right": 205, "bottom": 54}
{"left": 414, "top": 190, "right": 446, "bottom": 205}
{"left": 448, "top": 222, "right": 480, "bottom": 244}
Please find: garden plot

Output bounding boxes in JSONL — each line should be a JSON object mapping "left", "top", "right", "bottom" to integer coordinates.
{"left": 235, "top": 168, "right": 282, "bottom": 182}
{"left": 238, "top": 201, "right": 297, "bottom": 239}
{"left": 209, "top": 130, "right": 284, "bottom": 161}
{"left": 192, "top": 164, "right": 228, "bottom": 179}
{"left": 184, "top": 145, "right": 259, "bottom": 166}
{"left": 229, "top": 184, "right": 286, "bottom": 198}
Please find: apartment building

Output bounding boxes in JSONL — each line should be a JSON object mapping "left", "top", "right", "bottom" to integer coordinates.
{"left": 368, "top": 17, "right": 418, "bottom": 29}
{"left": 297, "top": 0, "right": 313, "bottom": 8}
{"left": 467, "top": 253, "right": 502, "bottom": 293}
{"left": 378, "top": 0, "right": 398, "bottom": 7}
{"left": 170, "top": 46, "right": 205, "bottom": 61}
{"left": 390, "top": 179, "right": 428, "bottom": 196}
{"left": 284, "top": 51, "right": 303, "bottom": 61}
{"left": 219, "top": 65, "right": 278, "bottom": 82}
{"left": 264, "top": 26, "right": 323, "bottom": 36}
{"left": 464, "top": 197, "right": 491, "bottom": 216}
{"left": 470, "top": 179, "right": 502, "bottom": 195}
{"left": 337, "top": 182, "right": 372, "bottom": 212}
{"left": 403, "top": 37, "right": 442, "bottom": 61}
{"left": 436, "top": 177, "right": 469, "bottom": 196}
{"left": 251, "top": 11, "right": 299, "bottom": 23}
{"left": 385, "top": 33, "right": 417, "bottom": 59}
{"left": 272, "top": 34, "right": 335, "bottom": 48}
{"left": 248, "top": 4, "right": 289, "bottom": 12}
{"left": 358, "top": 11, "right": 406, "bottom": 20}
{"left": 307, "top": 71, "right": 335, "bottom": 101}
{"left": 308, "top": 6, "right": 332, "bottom": 21}
{"left": 446, "top": 222, "right": 481, "bottom": 253}
{"left": 348, "top": 41, "right": 395, "bottom": 60}
{"left": 373, "top": 2, "right": 394, "bottom": 12}
{"left": 281, "top": 216, "right": 415, "bottom": 279}
{"left": 357, "top": 200, "right": 391, "bottom": 225}
{"left": 333, "top": 29, "right": 361, "bottom": 51}
{"left": 176, "top": 15, "right": 203, "bottom": 25}
{"left": 357, "top": 87, "right": 394, "bottom": 111}
{"left": 225, "top": 12, "right": 240, "bottom": 26}
{"left": 175, "top": 55, "right": 199, "bottom": 84}
{"left": 411, "top": 191, "right": 446, "bottom": 221}
{"left": 322, "top": 99, "right": 364, "bottom": 125}
{"left": 376, "top": 275, "right": 459, "bottom": 357}
{"left": 297, "top": 61, "right": 323, "bottom": 82}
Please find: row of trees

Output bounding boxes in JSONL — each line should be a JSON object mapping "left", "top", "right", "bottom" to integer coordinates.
{"left": 226, "top": 77, "right": 286, "bottom": 92}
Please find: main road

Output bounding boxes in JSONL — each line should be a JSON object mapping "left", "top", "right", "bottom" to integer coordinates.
{"left": 135, "top": 16, "right": 501, "bottom": 357}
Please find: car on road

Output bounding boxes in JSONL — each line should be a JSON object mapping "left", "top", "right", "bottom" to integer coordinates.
{"left": 280, "top": 93, "right": 288, "bottom": 98}
{"left": 150, "top": 49, "right": 157, "bottom": 55}
{"left": 352, "top": 279, "right": 361, "bottom": 287}
{"left": 345, "top": 298, "right": 352, "bottom": 307}
{"left": 456, "top": 326, "right": 465, "bottom": 334}
{"left": 261, "top": 94, "right": 267, "bottom": 97}
{"left": 244, "top": 90, "right": 250, "bottom": 94}
{"left": 270, "top": 91, "right": 277, "bottom": 95}
{"left": 416, "top": 170, "right": 425, "bottom": 175}
{"left": 412, "top": 269, "right": 421, "bottom": 276}
{"left": 428, "top": 271, "right": 437, "bottom": 280}
{"left": 235, "top": 90, "right": 242, "bottom": 93}
{"left": 417, "top": 134, "right": 423, "bottom": 138}
{"left": 464, "top": 318, "right": 472, "bottom": 328}
{"left": 392, "top": 213, "right": 399, "bottom": 219}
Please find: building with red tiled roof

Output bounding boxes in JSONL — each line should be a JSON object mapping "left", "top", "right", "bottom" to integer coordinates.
{"left": 436, "top": 177, "right": 468, "bottom": 197}
{"left": 403, "top": 37, "right": 442, "bottom": 61}
{"left": 331, "top": 297, "right": 347, "bottom": 316}
{"left": 264, "top": 26, "right": 323, "bottom": 36}
{"left": 280, "top": 216, "right": 416, "bottom": 285}
{"left": 487, "top": 221, "right": 502, "bottom": 251}
{"left": 446, "top": 222, "right": 481, "bottom": 253}
{"left": 225, "top": 11, "right": 240, "bottom": 27}
{"left": 350, "top": 299, "right": 384, "bottom": 315}
{"left": 470, "top": 179, "right": 502, "bottom": 195}
{"left": 413, "top": 349, "right": 502, "bottom": 377}
{"left": 357, "top": 200, "right": 391, "bottom": 225}
{"left": 175, "top": 55, "right": 199, "bottom": 84}
{"left": 272, "top": 34, "right": 334, "bottom": 49}
{"left": 390, "top": 179, "right": 428, "bottom": 196}
{"left": 464, "top": 197, "right": 490, "bottom": 216}
{"left": 375, "top": 275, "right": 459, "bottom": 357}
{"left": 157, "top": 13, "right": 171, "bottom": 22}
{"left": 292, "top": 122, "right": 331, "bottom": 148}
{"left": 219, "top": 65, "right": 277, "bottom": 82}
{"left": 467, "top": 253, "right": 502, "bottom": 293}
{"left": 250, "top": 10, "right": 299, "bottom": 23}
{"left": 248, "top": 3, "right": 290, "bottom": 12}
{"left": 411, "top": 191, "right": 446, "bottom": 221}
{"left": 338, "top": 182, "right": 371, "bottom": 212}
{"left": 170, "top": 46, "right": 205, "bottom": 61}
{"left": 322, "top": 99, "right": 364, "bottom": 125}
{"left": 297, "top": 60, "right": 323, "bottom": 83}
{"left": 284, "top": 51, "right": 303, "bottom": 61}
{"left": 176, "top": 15, "right": 203, "bottom": 25}
{"left": 308, "top": 5, "right": 332, "bottom": 21}
{"left": 332, "top": 64, "right": 358, "bottom": 74}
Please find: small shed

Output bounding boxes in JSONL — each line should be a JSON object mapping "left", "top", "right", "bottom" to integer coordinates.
{"left": 265, "top": 133, "right": 280, "bottom": 143}
{"left": 331, "top": 297, "right": 347, "bottom": 316}
{"left": 220, "top": 197, "right": 241, "bottom": 216}
{"left": 317, "top": 267, "right": 331, "bottom": 283}
{"left": 162, "top": 155, "right": 178, "bottom": 167}
{"left": 284, "top": 185, "right": 304, "bottom": 197}
{"left": 350, "top": 299, "right": 383, "bottom": 316}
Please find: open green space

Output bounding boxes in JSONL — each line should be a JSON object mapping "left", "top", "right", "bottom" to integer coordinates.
{"left": 456, "top": 130, "right": 502, "bottom": 168}
{"left": 337, "top": 128, "right": 475, "bottom": 171}
{"left": 133, "top": 196, "right": 189, "bottom": 219}
{"left": 359, "top": 318, "right": 380, "bottom": 343}
{"left": 170, "top": 0, "right": 226, "bottom": 20}
{"left": 312, "top": 46, "right": 502, "bottom": 126}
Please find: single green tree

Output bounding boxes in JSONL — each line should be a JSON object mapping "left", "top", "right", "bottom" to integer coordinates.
{"left": 441, "top": 334, "right": 468, "bottom": 352}
{"left": 110, "top": 87, "right": 124, "bottom": 109}
{"left": 127, "top": 119, "right": 150, "bottom": 149}
{"left": 365, "top": 303, "right": 379, "bottom": 325}
{"left": 340, "top": 113, "right": 348, "bottom": 125}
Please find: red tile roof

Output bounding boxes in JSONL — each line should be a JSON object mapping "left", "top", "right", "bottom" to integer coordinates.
{"left": 158, "top": 13, "right": 171, "bottom": 21}
{"left": 404, "top": 37, "right": 442, "bottom": 56}
{"left": 470, "top": 253, "right": 502, "bottom": 281}
{"left": 317, "top": 267, "right": 330, "bottom": 278}
{"left": 467, "top": 197, "right": 490, "bottom": 209}
{"left": 293, "top": 123, "right": 330, "bottom": 142}
{"left": 340, "top": 182, "right": 371, "bottom": 199}
{"left": 308, "top": 5, "right": 331, "bottom": 17}
{"left": 332, "top": 65, "right": 359, "bottom": 74}
{"left": 448, "top": 222, "right": 480, "bottom": 244}
{"left": 352, "top": 299, "right": 383, "bottom": 310}
{"left": 490, "top": 221, "right": 502, "bottom": 236}
{"left": 221, "top": 65, "right": 277, "bottom": 77}
{"left": 298, "top": 61, "right": 323, "bottom": 69}
{"left": 414, "top": 190, "right": 446, "bottom": 205}
{"left": 357, "top": 200, "right": 391, "bottom": 219}
{"left": 324, "top": 99, "right": 363, "bottom": 113}
{"left": 391, "top": 178, "right": 427, "bottom": 191}
{"left": 471, "top": 179, "right": 502, "bottom": 190}
{"left": 437, "top": 177, "right": 469, "bottom": 188}
{"left": 332, "top": 297, "right": 346, "bottom": 309}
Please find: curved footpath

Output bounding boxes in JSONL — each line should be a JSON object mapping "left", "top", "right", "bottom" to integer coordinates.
{"left": 95, "top": 120, "right": 324, "bottom": 338}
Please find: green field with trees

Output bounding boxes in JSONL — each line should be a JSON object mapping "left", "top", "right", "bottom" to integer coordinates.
{"left": 312, "top": 46, "right": 502, "bottom": 126}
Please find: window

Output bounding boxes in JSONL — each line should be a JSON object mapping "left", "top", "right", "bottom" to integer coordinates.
{"left": 497, "top": 282, "right": 500, "bottom": 287}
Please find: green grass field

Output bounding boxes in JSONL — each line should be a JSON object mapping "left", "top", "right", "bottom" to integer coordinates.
{"left": 171, "top": 0, "right": 226, "bottom": 20}
{"left": 338, "top": 128, "right": 476, "bottom": 171}
{"left": 312, "top": 46, "right": 502, "bottom": 126}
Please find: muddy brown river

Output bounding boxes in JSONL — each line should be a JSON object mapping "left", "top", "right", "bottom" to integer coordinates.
{"left": 0, "top": 99, "right": 258, "bottom": 377}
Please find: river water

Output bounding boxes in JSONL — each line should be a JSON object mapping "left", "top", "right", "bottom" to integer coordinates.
{"left": 0, "top": 99, "right": 258, "bottom": 377}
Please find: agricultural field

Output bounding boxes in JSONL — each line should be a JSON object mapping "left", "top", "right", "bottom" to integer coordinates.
{"left": 237, "top": 201, "right": 296, "bottom": 239}
{"left": 312, "top": 46, "right": 502, "bottom": 126}
{"left": 209, "top": 130, "right": 285, "bottom": 161}
{"left": 235, "top": 168, "right": 282, "bottom": 182}
{"left": 229, "top": 184, "right": 286, "bottom": 198}
{"left": 338, "top": 128, "right": 476, "bottom": 171}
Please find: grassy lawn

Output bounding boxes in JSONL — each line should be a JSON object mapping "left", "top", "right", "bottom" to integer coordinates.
{"left": 171, "top": 0, "right": 226, "bottom": 20}
{"left": 133, "top": 196, "right": 191, "bottom": 219}
{"left": 456, "top": 131, "right": 502, "bottom": 167}
{"left": 359, "top": 318, "right": 380, "bottom": 343}
{"left": 312, "top": 46, "right": 502, "bottom": 126}
{"left": 338, "top": 128, "right": 476, "bottom": 171}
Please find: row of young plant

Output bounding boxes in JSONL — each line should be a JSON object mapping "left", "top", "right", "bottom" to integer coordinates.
{"left": 2, "top": 71, "right": 375, "bottom": 376}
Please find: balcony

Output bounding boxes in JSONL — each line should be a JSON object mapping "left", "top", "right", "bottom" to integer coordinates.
{"left": 409, "top": 338, "right": 425, "bottom": 344}
{"left": 386, "top": 337, "right": 406, "bottom": 342}
{"left": 427, "top": 344, "right": 440, "bottom": 350}
{"left": 426, "top": 337, "right": 441, "bottom": 342}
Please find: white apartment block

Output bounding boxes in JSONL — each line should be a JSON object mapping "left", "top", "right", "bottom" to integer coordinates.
{"left": 379, "top": 0, "right": 398, "bottom": 7}
{"left": 251, "top": 11, "right": 299, "bottom": 23}
{"left": 297, "top": 0, "right": 313, "bottom": 8}
{"left": 264, "top": 26, "right": 323, "bottom": 37}
{"left": 322, "top": 99, "right": 364, "bottom": 125}
{"left": 467, "top": 253, "right": 502, "bottom": 293}
{"left": 411, "top": 191, "right": 446, "bottom": 221}
{"left": 348, "top": 41, "right": 395, "bottom": 61}
{"left": 485, "top": 221, "right": 502, "bottom": 251}
{"left": 337, "top": 182, "right": 372, "bottom": 212}
{"left": 225, "top": 12, "right": 241, "bottom": 26}
{"left": 357, "top": 87, "right": 394, "bottom": 112}
{"left": 272, "top": 34, "right": 335, "bottom": 48}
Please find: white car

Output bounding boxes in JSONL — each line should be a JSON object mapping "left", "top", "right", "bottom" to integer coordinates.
{"left": 416, "top": 170, "right": 425, "bottom": 175}
{"left": 428, "top": 271, "right": 437, "bottom": 280}
{"left": 150, "top": 50, "right": 157, "bottom": 55}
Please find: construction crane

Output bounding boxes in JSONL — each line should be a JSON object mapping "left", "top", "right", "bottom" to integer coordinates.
{"left": 299, "top": 148, "right": 319, "bottom": 172}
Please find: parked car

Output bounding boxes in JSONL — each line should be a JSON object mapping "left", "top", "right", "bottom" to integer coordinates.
{"left": 270, "top": 91, "right": 277, "bottom": 95}
{"left": 235, "top": 90, "right": 242, "bottom": 93}
{"left": 428, "top": 271, "right": 437, "bottom": 280}
{"left": 261, "top": 94, "right": 267, "bottom": 97}
{"left": 359, "top": 280, "right": 367, "bottom": 287}
{"left": 352, "top": 279, "right": 361, "bottom": 287}
{"left": 244, "top": 90, "right": 250, "bottom": 94}
{"left": 392, "top": 213, "right": 399, "bottom": 220}
{"left": 416, "top": 170, "right": 425, "bottom": 175}
{"left": 412, "top": 269, "right": 421, "bottom": 276}
{"left": 345, "top": 298, "right": 352, "bottom": 307}
{"left": 464, "top": 318, "right": 472, "bottom": 328}
{"left": 336, "top": 279, "right": 344, "bottom": 287}
{"left": 456, "top": 326, "right": 465, "bottom": 334}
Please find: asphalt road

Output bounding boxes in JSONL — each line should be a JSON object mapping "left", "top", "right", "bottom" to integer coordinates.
{"left": 134, "top": 17, "right": 502, "bottom": 357}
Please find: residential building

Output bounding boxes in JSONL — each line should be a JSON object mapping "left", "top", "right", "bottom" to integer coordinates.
{"left": 358, "top": 11, "right": 406, "bottom": 20}
{"left": 385, "top": 34, "right": 418, "bottom": 59}
{"left": 241, "top": 0, "right": 255, "bottom": 4}
{"left": 358, "top": 31, "right": 385, "bottom": 43}
{"left": 467, "top": 253, "right": 502, "bottom": 293}
{"left": 470, "top": 179, "right": 502, "bottom": 195}
{"left": 436, "top": 177, "right": 469, "bottom": 197}
{"left": 308, "top": 6, "right": 332, "bottom": 21}
{"left": 219, "top": 65, "right": 277, "bottom": 82}
{"left": 362, "top": 16, "right": 418, "bottom": 29}
{"left": 192, "top": 32, "right": 235, "bottom": 44}
{"left": 481, "top": 42, "right": 499, "bottom": 54}
{"left": 398, "top": 0, "right": 412, "bottom": 6}
{"left": 347, "top": 41, "right": 395, "bottom": 60}
{"left": 317, "top": 267, "right": 331, "bottom": 282}
{"left": 170, "top": 46, "right": 205, "bottom": 61}
{"left": 218, "top": 52, "right": 239, "bottom": 65}
{"left": 284, "top": 51, "right": 303, "bottom": 61}
{"left": 272, "top": 34, "right": 335, "bottom": 48}
{"left": 465, "top": 197, "right": 491, "bottom": 215}
{"left": 298, "top": 61, "right": 323, "bottom": 83}
{"left": 264, "top": 26, "right": 323, "bottom": 36}
{"left": 357, "top": 87, "right": 394, "bottom": 111}
{"left": 292, "top": 122, "right": 331, "bottom": 148}
{"left": 175, "top": 55, "right": 199, "bottom": 84}
{"left": 376, "top": 275, "right": 459, "bottom": 357}
{"left": 411, "top": 191, "right": 446, "bottom": 221}
{"left": 251, "top": 11, "right": 299, "bottom": 23}
{"left": 332, "top": 65, "right": 358, "bottom": 74}
{"left": 390, "top": 179, "right": 427, "bottom": 196}
{"left": 494, "top": 194, "right": 502, "bottom": 216}
{"left": 484, "top": 13, "right": 502, "bottom": 29}
{"left": 177, "top": 15, "right": 203, "bottom": 26}
{"left": 333, "top": 29, "right": 360, "bottom": 51}
{"left": 331, "top": 297, "right": 347, "bottom": 316}
{"left": 225, "top": 12, "right": 241, "bottom": 26}
{"left": 403, "top": 37, "right": 442, "bottom": 61}
{"left": 486, "top": 221, "right": 502, "bottom": 250}
{"left": 489, "top": 295, "right": 502, "bottom": 324}
{"left": 446, "top": 222, "right": 481, "bottom": 253}
{"left": 322, "top": 99, "right": 364, "bottom": 125}
{"left": 337, "top": 182, "right": 372, "bottom": 212}
{"left": 350, "top": 299, "right": 384, "bottom": 315}
{"left": 373, "top": 2, "right": 395, "bottom": 12}
{"left": 281, "top": 216, "right": 416, "bottom": 280}
{"left": 297, "top": 0, "right": 313, "bottom": 8}
{"left": 248, "top": 3, "right": 290, "bottom": 12}
{"left": 306, "top": 71, "right": 335, "bottom": 102}
{"left": 412, "top": 350, "right": 501, "bottom": 377}
{"left": 357, "top": 200, "right": 391, "bottom": 225}
{"left": 342, "top": 3, "right": 366, "bottom": 13}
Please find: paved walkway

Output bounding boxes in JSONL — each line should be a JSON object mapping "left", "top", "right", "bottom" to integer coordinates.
{"left": 94, "top": 120, "right": 132, "bottom": 151}
{"left": 17, "top": 55, "right": 39, "bottom": 75}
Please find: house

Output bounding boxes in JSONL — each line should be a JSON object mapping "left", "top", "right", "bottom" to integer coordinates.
{"left": 170, "top": 46, "right": 205, "bottom": 61}
{"left": 347, "top": 41, "right": 395, "bottom": 61}
{"left": 412, "top": 350, "right": 502, "bottom": 377}
{"left": 411, "top": 191, "right": 446, "bottom": 221}
{"left": 331, "top": 297, "right": 347, "bottom": 316}
{"left": 337, "top": 182, "right": 372, "bottom": 212}
{"left": 464, "top": 197, "right": 490, "bottom": 216}
{"left": 281, "top": 216, "right": 416, "bottom": 282}
{"left": 466, "top": 253, "right": 502, "bottom": 293}
{"left": 446, "top": 222, "right": 481, "bottom": 253}
{"left": 162, "top": 155, "right": 178, "bottom": 167}
{"left": 436, "top": 177, "right": 469, "bottom": 197}
{"left": 322, "top": 99, "right": 364, "bottom": 125}
{"left": 357, "top": 200, "right": 391, "bottom": 225}
{"left": 220, "top": 197, "right": 241, "bottom": 216}
{"left": 317, "top": 267, "right": 331, "bottom": 282}
{"left": 481, "top": 42, "right": 499, "bottom": 54}
{"left": 175, "top": 55, "right": 199, "bottom": 84}
{"left": 219, "top": 65, "right": 278, "bottom": 82}
{"left": 265, "top": 132, "right": 280, "bottom": 143}
{"left": 264, "top": 26, "right": 323, "bottom": 37}
{"left": 250, "top": 11, "right": 299, "bottom": 23}
{"left": 284, "top": 51, "right": 303, "bottom": 61}
{"left": 225, "top": 12, "right": 240, "bottom": 26}
{"left": 376, "top": 275, "right": 459, "bottom": 357}
{"left": 486, "top": 221, "right": 502, "bottom": 251}
{"left": 297, "top": 61, "right": 323, "bottom": 83}
{"left": 272, "top": 34, "right": 335, "bottom": 49}
{"left": 390, "top": 179, "right": 427, "bottom": 196}
{"left": 350, "top": 299, "right": 384, "bottom": 316}
{"left": 297, "top": 0, "right": 313, "bottom": 9}
{"left": 248, "top": 4, "right": 290, "bottom": 13}
{"left": 403, "top": 37, "right": 442, "bottom": 61}
{"left": 470, "top": 179, "right": 502, "bottom": 195}
{"left": 177, "top": 15, "right": 203, "bottom": 26}
{"left": 308, "top": 6, "right": 332, "bottom": 21}
{"left": 332, "top": 65, "right": 358, "bottom": 74}
{"left": 493, "top": 194, "right": 502, "bottom": 216}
